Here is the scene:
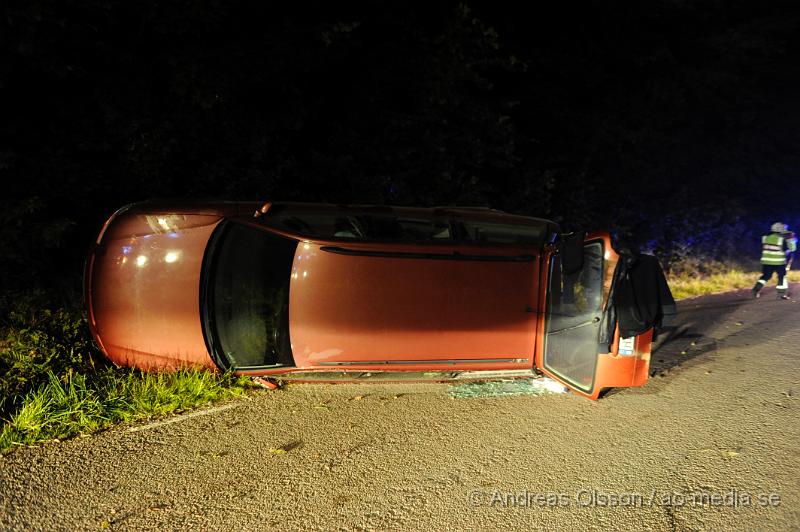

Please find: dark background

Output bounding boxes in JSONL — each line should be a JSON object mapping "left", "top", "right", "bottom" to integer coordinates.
{"left": 2, "top": 0, "right": 800, "bottom": 299}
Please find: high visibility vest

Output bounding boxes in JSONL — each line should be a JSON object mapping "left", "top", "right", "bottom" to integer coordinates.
{"left": 761, "top": 233, "right": 797, "bottom": 265}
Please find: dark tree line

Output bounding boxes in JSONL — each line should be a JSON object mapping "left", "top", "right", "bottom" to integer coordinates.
{"left": 2, "top": 0, "right": 800, "bottom": 297}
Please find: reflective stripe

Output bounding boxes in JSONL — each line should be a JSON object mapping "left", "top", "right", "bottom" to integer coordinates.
{"left": 758, "top": 279, "right": 767, "bottom": 285}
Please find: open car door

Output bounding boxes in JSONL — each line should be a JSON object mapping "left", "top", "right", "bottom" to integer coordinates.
{"left": 535, "top": 233, "right": 651, "bottom": 400}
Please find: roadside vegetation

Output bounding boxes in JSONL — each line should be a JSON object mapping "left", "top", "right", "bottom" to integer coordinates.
{"left": 0, "top": 298, "right": 253, "bottom": 453}
{"left": 667, "top": 267, "right": 800, "bottom": 300}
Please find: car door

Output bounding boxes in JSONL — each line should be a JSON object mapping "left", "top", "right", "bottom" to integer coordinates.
{"left": 287, "top": 240, "right": 540, "bottom": 369}
{"left": 536, "top": 233, "right": 651, "bottom": 399}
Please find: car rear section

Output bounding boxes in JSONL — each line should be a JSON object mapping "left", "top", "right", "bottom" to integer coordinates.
{"left": 84, "top": 202, "right": 256, "bottom": 370}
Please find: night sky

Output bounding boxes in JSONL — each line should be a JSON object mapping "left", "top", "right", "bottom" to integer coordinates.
{"left": 2, "top": 0, "right": 800, "bottom": 295}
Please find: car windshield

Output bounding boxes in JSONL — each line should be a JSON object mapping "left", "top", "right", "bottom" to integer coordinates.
{"left": 206, "top": 222, "right": 297, "bottom": 368}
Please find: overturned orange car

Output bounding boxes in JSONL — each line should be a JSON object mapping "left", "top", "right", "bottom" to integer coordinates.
{"left": 84, "top": 200, "right": 672, "bottom": 400}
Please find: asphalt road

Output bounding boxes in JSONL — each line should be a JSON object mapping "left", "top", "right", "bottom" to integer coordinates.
{"left": 2, "top": 287, "right": 799, "bottom": 531}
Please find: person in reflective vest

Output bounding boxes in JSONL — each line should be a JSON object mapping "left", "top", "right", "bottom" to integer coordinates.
{"left": 752, "top": 222, "right": 797, "bottom": 299}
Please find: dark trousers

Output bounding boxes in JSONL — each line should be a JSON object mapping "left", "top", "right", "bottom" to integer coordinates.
{"left": 757, "top": 264, "right": 788, "bottom": 294}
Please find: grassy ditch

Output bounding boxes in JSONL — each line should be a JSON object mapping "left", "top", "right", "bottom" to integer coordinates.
{"left": 667, "top": 269, "right": 800, "bottom": 300}
{"left": 0, "top": 303, "right": 252, "bottom": 453}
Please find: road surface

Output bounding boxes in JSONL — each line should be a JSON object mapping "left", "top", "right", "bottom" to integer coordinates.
{"left": 2, "top": 288, "right": 799, "bottom": 530}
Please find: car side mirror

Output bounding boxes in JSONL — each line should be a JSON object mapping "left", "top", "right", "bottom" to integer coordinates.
{"left": 560, "top": 231, "right": 586, "bottom": 275}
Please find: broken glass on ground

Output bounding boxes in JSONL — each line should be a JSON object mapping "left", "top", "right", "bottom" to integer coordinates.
{"left": 448, "top": 377, "right": 568, "bottom": 399}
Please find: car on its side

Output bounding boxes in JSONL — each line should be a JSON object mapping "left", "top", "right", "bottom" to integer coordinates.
{"left": 84, "top": 200, "right": 653, "bottom": 399}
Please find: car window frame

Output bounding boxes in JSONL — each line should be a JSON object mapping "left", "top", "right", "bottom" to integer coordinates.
{"left": 200, "top": 218, "right": 298, "bottom": 371}
{"left": 252, "top": 206, "right": 558, "bottom": 249}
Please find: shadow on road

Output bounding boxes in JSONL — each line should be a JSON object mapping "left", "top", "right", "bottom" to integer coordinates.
{"left": 647, "top": 285, "right": 799, "bottom": 378}
{"left": 649, "top": 326, "right": 714, "bottom": 377}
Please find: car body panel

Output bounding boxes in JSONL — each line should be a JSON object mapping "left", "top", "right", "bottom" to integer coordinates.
{"left": 288, "top": 241, "right": 540, "bottom": 369}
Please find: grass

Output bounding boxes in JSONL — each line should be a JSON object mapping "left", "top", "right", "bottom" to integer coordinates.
{"left": 0, "top": 302, "right": 253, "bottom": 453}
{"left": 667, "top": 269, "right": 800, "bottom": 300}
